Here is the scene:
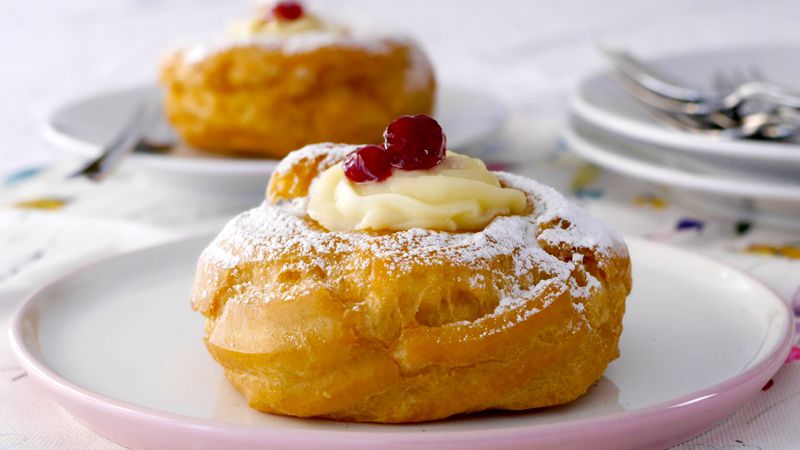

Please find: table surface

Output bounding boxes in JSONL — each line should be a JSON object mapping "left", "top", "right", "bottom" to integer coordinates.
{"left": 2, "top": 1, "right": 800, "bottom": 449}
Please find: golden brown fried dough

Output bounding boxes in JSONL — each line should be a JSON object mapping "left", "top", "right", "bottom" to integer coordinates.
{"left": 191, "top": 144, "right": 631, "bottom": 422}
{"left": 161, "top": 41, "right": 435, "bottom": 158}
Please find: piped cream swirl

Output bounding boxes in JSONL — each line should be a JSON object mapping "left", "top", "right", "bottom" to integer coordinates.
{"left": 307, "top": 153, "right": 528, "bottom": 232}
{"left": 228, "top": 14, "right": 337, "bottom": 39}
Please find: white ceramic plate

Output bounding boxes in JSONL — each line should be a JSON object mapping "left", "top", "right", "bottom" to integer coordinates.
{"left": 570, "top": 44, "right": 800, "bottom": 175}
{"left": 10, "top": 235, "right": 793, "bottom": 450}
{"left": 42, "top": 83, "right": 506, "bottom": 178}
{"left": 563, "top": 120, "right": 800, "bottom": 227}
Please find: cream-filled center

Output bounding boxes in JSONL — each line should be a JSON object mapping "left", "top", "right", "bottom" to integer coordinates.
{"left": 307, "top": 153, "right": 528, "bottom": 232}
{"left": 228, "top": 14, "right": 337, "bottom": 39}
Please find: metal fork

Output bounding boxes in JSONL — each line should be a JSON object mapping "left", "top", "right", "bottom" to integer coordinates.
{"left": 627, "top": 65, "right": 790, "bottom": 139}
{"left": 602, "top": 46, "right": 800, "bottom": 114}
{"left": 647, "top": 108, "right": 778, "bottom": 139}
{"left": 69, "top": 96, "right": 176, "bottom": 181}
{"left": 69, "top": 104, "right": 145, "bottom": 181}
{"left": 603, "top": 47, "right": 800, "bottom": 139}
{"left": 712, "top": 69, "right": 800, "bottom": 139}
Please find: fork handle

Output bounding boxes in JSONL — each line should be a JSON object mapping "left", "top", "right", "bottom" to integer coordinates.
{"left": 600, "top": 46, "right": 706, "bottom": 103}
{"left": 69, "top": 105, "right": 144, "bottom": 181}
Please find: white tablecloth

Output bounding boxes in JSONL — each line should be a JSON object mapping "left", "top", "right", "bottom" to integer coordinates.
{"left": 2, "top": 1, "right": 800, "bottom": 448}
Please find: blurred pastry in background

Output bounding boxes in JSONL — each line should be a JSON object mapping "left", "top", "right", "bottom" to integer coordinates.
{"left": 160, "top": 1, "right": 436, "bottom": 159}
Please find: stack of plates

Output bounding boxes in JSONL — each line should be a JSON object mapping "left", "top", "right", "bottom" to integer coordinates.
{"left": 566, "top": 45, "right": 800, "bottom": 227}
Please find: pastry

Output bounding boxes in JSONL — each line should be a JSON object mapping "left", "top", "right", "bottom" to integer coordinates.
{"left": 160, "top": 1, "right": 436, "bottom": 158}
{"left": 191, "top": 115, "right": 632, "bottom": 423}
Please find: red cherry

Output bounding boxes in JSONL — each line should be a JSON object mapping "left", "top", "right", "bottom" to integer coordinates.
{"left": 384, "top": 115, "right": 446, "bottom": 170}
{"left": 271, "top": 1, "right": 304, "bottom": 21}
{"left": 343, "top": 145, "right": 393, "bottom": 183}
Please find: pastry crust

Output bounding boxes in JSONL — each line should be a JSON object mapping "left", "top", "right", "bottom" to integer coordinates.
{"left": 160, "top": 39, "right": 435, "bottom": 158}
{"left": 191, "top": 144, "right": 632, "bottom": 423}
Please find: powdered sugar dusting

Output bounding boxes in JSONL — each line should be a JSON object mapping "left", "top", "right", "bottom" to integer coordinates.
{"left": 200, "top": 144, "right": 628, "bottom": 334}
{"left": 181, "top": 26, "right": 407, "bottom": 65}
{"left": 274, "top": 142, "right": 357, "bottom": 177}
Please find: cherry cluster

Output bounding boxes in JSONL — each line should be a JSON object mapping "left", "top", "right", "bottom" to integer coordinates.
{"left": 344, "top": 115, "right": 447, "bottom": 183}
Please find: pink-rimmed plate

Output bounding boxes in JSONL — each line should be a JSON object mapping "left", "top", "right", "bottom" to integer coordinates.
{"left": 9, "top": 235, "right": 793, "bottom": 450}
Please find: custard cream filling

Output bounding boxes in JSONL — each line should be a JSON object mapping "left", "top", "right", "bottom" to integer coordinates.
{"left": 307, "top": 153, "right": 528, "bottom": 232}
{"left": 228, "top": 14, "right": 335, "bottom": 38}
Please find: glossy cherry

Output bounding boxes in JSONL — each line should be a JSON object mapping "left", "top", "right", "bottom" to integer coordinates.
{"left": 384, "top": 115, "right": 446, "bottom": 170}
{"left": 271, "top": 1, "right": 304, "bottom": 21}
{"left": 343, "top": 145, "right": 393, "bottom": 183}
